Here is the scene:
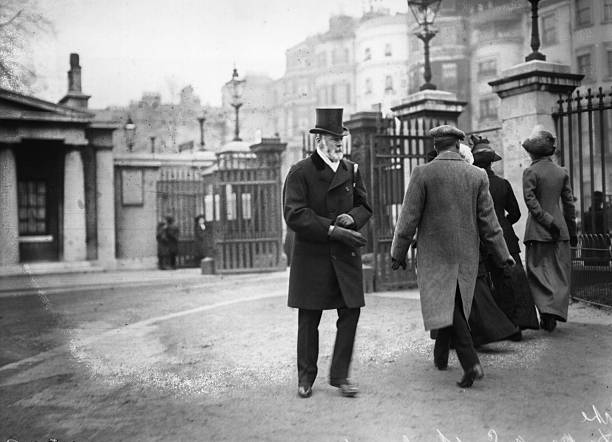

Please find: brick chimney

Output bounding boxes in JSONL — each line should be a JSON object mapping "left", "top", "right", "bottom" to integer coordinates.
{"left": 59, "top": 53, "right": 91, "bottom": 110}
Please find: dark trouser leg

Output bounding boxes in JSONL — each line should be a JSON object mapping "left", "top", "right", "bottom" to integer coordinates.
{"left": 434, "top": 327, "right": 451, "bottom": 368}
{"left": 297, "top": 309, "right": 323, "bottom": 387}
{"left": 451, "top": 287, "right": 479, "bottom": 372}
{"left": 329, "top": 307, "right": 360, "bottom": 384}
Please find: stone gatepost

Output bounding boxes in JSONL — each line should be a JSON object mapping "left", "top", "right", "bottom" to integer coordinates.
{"left": 489, "top": 61, "right": 583, "bottom": 246}
{"left": 391, "top": 90, "right": 467, "bottom": 129}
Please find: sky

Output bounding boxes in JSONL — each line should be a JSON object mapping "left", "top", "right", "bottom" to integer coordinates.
{"left": 30, "top": 0, "right": 402, "bottom": 109}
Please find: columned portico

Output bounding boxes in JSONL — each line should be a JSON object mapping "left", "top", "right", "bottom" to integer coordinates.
{"left": 0, "top": 146, "right": 19, "bottom": 266}
{"left": 63, "top": 147, "right": 87, "bottom": 261}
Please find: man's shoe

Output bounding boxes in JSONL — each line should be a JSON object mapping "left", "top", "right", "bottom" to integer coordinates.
{"left": 509, "top": 330, "right": 522, "bottom": 342}
{"left": 297, "top": 385, "right": 312, "bottom": 398}
{"left": 330, "top": 380, "right": 359, "bottom": 397}
{"left": 457, "top": 364, "right": 484, "bottom": 388}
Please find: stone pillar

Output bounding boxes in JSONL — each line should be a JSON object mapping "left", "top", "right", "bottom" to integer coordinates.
{"left": 63, "top": 147, "right": 87, "bottom": 261}
{"left": 391, "top": 90, "right": 467, "bottom": 128}
{"left": 96, "top": 147, "right": 116, "bottom": 263}
{"left": 490, "top": 61, "right": 583, "bottom": 245}
{"left": 0, "top": 147, "right": 19, "bottom": 265}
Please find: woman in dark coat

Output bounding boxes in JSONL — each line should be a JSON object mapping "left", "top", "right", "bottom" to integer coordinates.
{"left": 521, "top": 127, "right": 577, "bottom": 332}
{"left": 471, "top": 136, "right": 539, "bottom": 331}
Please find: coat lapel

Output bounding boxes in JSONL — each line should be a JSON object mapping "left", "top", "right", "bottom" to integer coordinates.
{"left": 328, "top": 159, "right": 351, "bottom": 191}
{"left": 311, "top": 151, "right": 335, "bottom": 184}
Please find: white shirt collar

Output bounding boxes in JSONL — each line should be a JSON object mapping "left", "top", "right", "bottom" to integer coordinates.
{"left": 316, "top": 147, "right": 340, "bottom": 172}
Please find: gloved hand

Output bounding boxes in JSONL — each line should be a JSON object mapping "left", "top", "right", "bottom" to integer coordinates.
{"left": 335, "top": 213, "right": 355, "bottom": 228}
{"left": 570, "top": 235, "right": 578, "bottom": 247}
{"left": 329, "top": 226, "right": 367, "bottom": 248}
{"left": 548, "top": 220, "right": 561, "bottom": 241}
{"left": 391, "top": 257, "right": 407, "bottom": 271}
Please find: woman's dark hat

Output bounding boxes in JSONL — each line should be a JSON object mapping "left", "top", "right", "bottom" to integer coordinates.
{"left": 309, "top": 108, "right": 349, "bottom": 137}
{"left": 470, "top": 134, "right": 502, "bottom": 162}
{"left": 522, "top": 126, "right": 556, "bottom": 156}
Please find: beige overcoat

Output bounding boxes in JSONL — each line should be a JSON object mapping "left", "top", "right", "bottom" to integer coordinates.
{"left": 390, "top": 151, "right": 511, "bottom": 330}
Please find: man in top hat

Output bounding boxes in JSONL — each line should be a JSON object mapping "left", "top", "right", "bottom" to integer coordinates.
{"left": 283, "top": 108, "right": 372, "bottom": 398}
{"left": 390, "top": 124, "right": 514, "bottom": 388}
{"left": 521, "top": 126, "right": 576, "bottom": 332}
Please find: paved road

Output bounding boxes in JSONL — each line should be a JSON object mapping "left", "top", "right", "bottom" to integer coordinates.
{"left": 1, "top": 270, "right": 611, "bottom": 441}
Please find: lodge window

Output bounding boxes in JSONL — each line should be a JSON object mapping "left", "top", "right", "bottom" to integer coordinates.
{"left": 477, "top": 59, "right": 497, "bottom": 78}
{"left": 365, "top": 78, "right": 372, "bottom": 94}
{"left": 18, "top": 181, "right": 47, "bottom": 235}
{"left": 541, "top": 13, "right": 557, "bottom": 45}
{"left": 479, "top": 97, "right": 498, "bottom": 121}
{"left": 605, "top": 0, "right": 612, "bottom": 23}
{"left": 577, "top": 51, "right": 593, "bottom": 81}
{"left": 364, "top": 48, "right": 371, "bottom": 61}
{"left": 575, "top": 0, "right": 592, "bottom": 27}
{"left": 607, "top": 48, "right": 612, "bottom": 78}
{"left": 385, "top": 75, "right": 394, "bottom": 93}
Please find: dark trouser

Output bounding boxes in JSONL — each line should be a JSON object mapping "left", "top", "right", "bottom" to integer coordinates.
{"left": 434, "top": 287, "right": 479, "bottom": 372}
{"left": 297, "top": 307, "right": 360, "bottom": 387}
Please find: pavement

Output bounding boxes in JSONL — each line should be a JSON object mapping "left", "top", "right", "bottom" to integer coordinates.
{"left": 1, "top": 269, "right": 611, "bottom": 441}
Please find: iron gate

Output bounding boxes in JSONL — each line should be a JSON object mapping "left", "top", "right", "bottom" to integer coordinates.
{"left": 553, "top": 86, "right": 612, "bottom": 307}
{"left": 214, "top": 149, "right": 284, "bottom": 273}
{"left": 156, "top": 167, "right": 208, "bottom": 268}
{"left": 369, "top": 118, "right": 435, "bottom": 290}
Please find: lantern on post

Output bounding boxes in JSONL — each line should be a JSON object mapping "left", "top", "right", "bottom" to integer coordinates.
{"left": 229, "top": 68, "right": 245, "bottom": 142}
{"left": 407, "top": 0, "right": 442, "bottom": 91}
{"left": 197, "top": 111, "right": 206, "bottom": 149}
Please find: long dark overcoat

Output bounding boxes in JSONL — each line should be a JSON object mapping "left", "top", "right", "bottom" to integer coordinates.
{"left": 390, "top": 151, "right": 511, "bottom": 330}
{"left": 487, "top": 169, "right": 521, "bottom": 255}
{"left": 283, "top": 151, "right": 372, "bottom": 310}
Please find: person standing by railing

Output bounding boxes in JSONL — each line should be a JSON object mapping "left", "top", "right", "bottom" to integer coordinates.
{"left": 522, "top": 126, "right": 577, "bottom": 332}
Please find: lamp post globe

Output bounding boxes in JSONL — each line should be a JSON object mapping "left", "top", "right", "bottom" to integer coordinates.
{"left": 124, "top": 115, "right": 136, "bottom": 151}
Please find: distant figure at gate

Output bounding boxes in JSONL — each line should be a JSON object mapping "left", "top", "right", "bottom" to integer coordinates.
{"left": 156, "top": 220, "right": 169, "bottom": 270}
{"left": 521, "top": 126, "right": 577, "bottom": 332}
{"left": 165, "top": 215, "right": 179, "bottom": 270}
{"left": 283, "top": 107, "right": 372, "bottom": 399}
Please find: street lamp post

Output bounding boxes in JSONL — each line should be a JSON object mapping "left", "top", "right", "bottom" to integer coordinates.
{"left": 124, "top": 116, "right": 136, "bottom": 151}
{"left": 407, "top": 0, "right": 442, "bottom": 91}
{"left": 197, "top": 112, "right": 206, "bottom": 149}
{"left": 525, "top": 0, "right": 546, "bottom": 61}
{"left": 229, "top": 67, "right": 245, "bottom": 142}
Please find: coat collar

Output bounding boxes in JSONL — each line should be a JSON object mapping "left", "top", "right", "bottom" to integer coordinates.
{"left": 310, "top": 151, "right": 351, "bottom": 190}
{"left": 530, "top": 156, "right": 553, "bottom": 165}
{"left": 434, "top": 150, "right": 463, "bottom": 161}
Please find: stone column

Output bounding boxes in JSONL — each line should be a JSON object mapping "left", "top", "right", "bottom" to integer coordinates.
{"left": 490, "top": 61, "right": 583, "bottom": 245}
{"left": 96, "top": 147, "right": 116, "bottom": 263}
{"left": 0, "top": 147, "right": 19, "bottom": 265}
{"left": 63, "top": 147, "right": 87, "bottom": 261}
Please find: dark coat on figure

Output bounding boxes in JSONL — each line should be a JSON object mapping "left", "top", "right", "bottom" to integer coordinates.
{"left": 486, "top": 169, "right": 521, "bottom": 255}
{"left": 523, "top": 157, "right": 576, "bottom": 242}
{"left": 165, "top": 223, "right": 180, "bottom": 254}
{"left": 283, "top": 151, "right": 372, "bottom": 310}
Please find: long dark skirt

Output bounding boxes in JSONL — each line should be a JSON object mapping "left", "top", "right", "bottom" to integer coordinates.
{"left": 525, "top": 240, "right": 571, "bottom": 322}
{"left": 431, "top": 273, "right": 519, "bottom": 347}
{"left": 469, "top": 273, "right": 519, "bottom": 347}
{"left": 488, "top": 253, "right": 540, "bottom": 330}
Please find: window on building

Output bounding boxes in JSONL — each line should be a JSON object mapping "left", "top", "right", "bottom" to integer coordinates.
{"left": 18, "top": 181, "right": 47, "bottom": 235}
{"left": 385, "top": 43, "right": 392, "bottom": 57}
{"left": 576, "top": 0, "right": 592, "bottom": 27}
{"left": 478, "top": 59, "right": 497, "bottom": 78}
{"left": 441, "top": 62, "right": 458, "bottom": 90}
{"left": 605, "top": 0, "right": 612, "bottom": 22}
{"left": 364, "top": 47, "right": 371, "bottom": 61}
{"left": 577, "top": 52, "right": 593, "bottom": 80}
{"left": 365, "top": 78, "right": 372, "bottom": 94}
{"left": 607, "top": 48, "right": 612, "bottom": 77}
{"left": 479, "top": 97, "right": 498, "bottom": 121}
{"left": 385, "top": 76, "right": 394, "bottom": 93}
{"left": 541, "top": 13, "right": 557, "bottom": 45}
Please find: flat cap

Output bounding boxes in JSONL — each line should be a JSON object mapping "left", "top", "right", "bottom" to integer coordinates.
{"left": 429, "top": 124, "right": 465, "bottom": 140}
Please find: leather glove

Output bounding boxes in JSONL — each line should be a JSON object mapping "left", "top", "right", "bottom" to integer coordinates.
{"left": 335, "top": 213, "right": 355, "bottom": 228}
{"left": 570, "top": 235, "right": 578, "bottom": 247}
{"left": 548, "top": 220, "right": 561, "bottom": 241}
{"left": 391, "top": 257, "right": 407, "bottom": 270}
{"left": 329, "top": 226, "right": 366, "bottom": 248}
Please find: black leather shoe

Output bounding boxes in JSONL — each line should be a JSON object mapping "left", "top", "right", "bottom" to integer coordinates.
{"left": 297, "top": 385, "right": 312, "bottom": 398}
{"left": 457, "top": 364, "right": 484, "bottom": 388}
{"left": 330, "top": 380, "right": 359, "bottom": 397}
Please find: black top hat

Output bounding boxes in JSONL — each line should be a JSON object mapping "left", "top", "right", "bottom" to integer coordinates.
{"left": 309, "top": 108, "right": 348, "bottom": 138}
